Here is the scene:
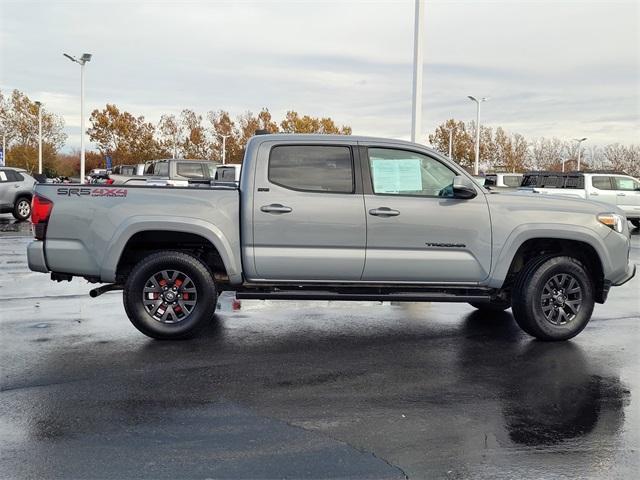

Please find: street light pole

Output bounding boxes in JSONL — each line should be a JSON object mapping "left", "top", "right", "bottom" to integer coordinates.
{"left": 448, "top": 127, "right": 453, "bottom": 160}
{"left": 218, "top": 135, "right": 230, "bottom": 164}
{"left": 35, "top": 101, "right": 43, "bottom": 174}
{"left": 410, "top": 0, "right": 424, "bottom": 143}
{"left": 64, "top": 53, "right": 92, "bottom": 183}
{"left": 573, "top": 137, "right": 587, "bottom": 171}
{"left": 467, "top": 96, "right": 489, "bottom": 175}
{"left": 1, "top": 133, "right": 5, "bottom": 167}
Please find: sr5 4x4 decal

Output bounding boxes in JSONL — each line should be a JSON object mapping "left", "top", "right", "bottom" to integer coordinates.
{"left": 57, "top": 187, "right": 128, "bottom": 197}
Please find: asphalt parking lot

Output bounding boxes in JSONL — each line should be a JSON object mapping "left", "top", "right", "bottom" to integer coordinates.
{"left": 1, "top": 216, "right": 639, "bottom": 479}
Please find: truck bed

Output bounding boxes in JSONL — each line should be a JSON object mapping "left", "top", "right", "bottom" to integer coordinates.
{"left": 31, "top": 184, "right": 242, "bottom": 283}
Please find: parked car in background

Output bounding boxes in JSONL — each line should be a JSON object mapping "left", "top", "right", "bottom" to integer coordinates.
{"left": 484, "top": 172, "right": 523, "bottom": 188}
{"left": 520, "top": 171, "right": 640, "bottom": 228}
{"left": 0, "top": 167, "right": 36, "bottom": 220}
{"left": 85, "top": 169, "right": 107, "bottom": 183}
{"left": 87, "top": 172, "right": 114, "bottom": 185}
{"left": 140, "top": 159, "right": 218, "bottom": 186}
{"left": 109, "top": 163, "right": 146, "bottom": 185}
{"left": 214, "top": 164, "right": 242, "bottom": 184}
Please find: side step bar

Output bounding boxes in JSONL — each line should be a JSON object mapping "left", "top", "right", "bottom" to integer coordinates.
{"left": 236, "top": 290, "right": 491, "bottom": 303}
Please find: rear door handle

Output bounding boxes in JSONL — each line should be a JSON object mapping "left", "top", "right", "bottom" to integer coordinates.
{"left": 260, "top": 203, "right": 292, "bottom": 214}
{"left": 369, "top": 207, "right": 400, "bottom": 217}
{"left": 617, "top": 193, "right": 626, "bottom": 196}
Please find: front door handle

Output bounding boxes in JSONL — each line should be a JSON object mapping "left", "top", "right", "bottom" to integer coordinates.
{"left": 369, "top": 207, "right": 400, "bottom": 217}
{"left": 260, "top": 203, "right": 292, "bottom": 214}
{"left": 617, "top": 193, "right": 626, "bottom": 196}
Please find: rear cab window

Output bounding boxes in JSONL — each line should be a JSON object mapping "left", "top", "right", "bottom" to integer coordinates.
{"left": 502, "top": 175, "right": 522, "bottom": 187}
{"left": 0, "top": 171, "right": 7, "bottom": 182}
{"left": 177, "top": 162, "right": 205, "bottom": 179}
{"left": 154, "top": 162, "right": 169, "bottom": 176}
{"left": 268, "top": 145, "right": 354, "bottom": 193}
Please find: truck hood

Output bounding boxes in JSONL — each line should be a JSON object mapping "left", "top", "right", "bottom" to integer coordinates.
{"left": 486, "top": 190, "right": 626, "bottom": 217}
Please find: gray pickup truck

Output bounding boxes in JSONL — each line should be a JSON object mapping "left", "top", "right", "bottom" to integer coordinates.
{"left": 27, "top": 134, "right": 635, "bottom": 341}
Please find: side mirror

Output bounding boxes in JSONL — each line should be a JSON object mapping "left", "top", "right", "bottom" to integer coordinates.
{"left": 452, "top": 175, "right": 477, "bottom": 199}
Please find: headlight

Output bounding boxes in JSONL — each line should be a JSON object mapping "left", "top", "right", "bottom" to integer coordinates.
{"left": 597, "top": 213, "right": 625, "bottom": 233}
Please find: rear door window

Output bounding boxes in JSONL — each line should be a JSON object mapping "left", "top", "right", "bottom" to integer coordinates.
{"left": 155, "top": 162, "right": 169, "bottom": 176}
{"left": 269, "top": 145, "right": 354, "bottom": 193}
{"left": 592, "top": 176, "right": 613, "bottom": 190}
{"left": 3, "top": 170, "right": 18, "bottom": 182}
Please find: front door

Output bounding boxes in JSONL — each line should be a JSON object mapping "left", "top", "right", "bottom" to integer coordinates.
{"left": 252, "top": 144, "right": 366, "bottom": 281}
{"left": 613, "top": 176, "right": 640, "bottom": 219}
{"left": 361, "top": 147, "right": 492, "bottom": 283}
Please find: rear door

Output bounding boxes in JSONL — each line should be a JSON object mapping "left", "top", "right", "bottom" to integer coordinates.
{"left": 361, "top": 145, "right": 491, "bottom": 283}
{"left": 613, "top": 176, "right": 640, "bottom": 218}
{"left": 252, "top": 143, "right": 366, "bottom": 281}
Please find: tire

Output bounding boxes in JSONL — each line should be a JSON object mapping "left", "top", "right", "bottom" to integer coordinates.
{"left": 12, "top": 197, "right": 31, "bottom": 221}
{"left": 512, "top": 256, "right": 594, "bottom": 341}
{"left": 123, "top": 251, "right": 217, "bottom": 340}
{"left": 469, "top": 299, "right": 511, "bottom": 312}
{"left": 631, "top": 219, "right": 640, "bottom": 229}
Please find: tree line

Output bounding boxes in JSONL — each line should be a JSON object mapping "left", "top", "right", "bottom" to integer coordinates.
{"left": 1, "top": 88, "right": 638, "bottom": 177}
{"left": 0, "top": 88, "right": 351, "bottom": 176}
{"left": 429, "top": 119, "right": 640, "bottom": 176}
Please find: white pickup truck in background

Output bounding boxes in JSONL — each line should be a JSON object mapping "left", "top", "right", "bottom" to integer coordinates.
{"left": 520, "top": 171, "right": 640, "bottom": 228}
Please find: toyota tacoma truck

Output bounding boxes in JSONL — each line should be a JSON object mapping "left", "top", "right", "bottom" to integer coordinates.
{"left": 27, "top": 134, "right": 635, "bottom": 341}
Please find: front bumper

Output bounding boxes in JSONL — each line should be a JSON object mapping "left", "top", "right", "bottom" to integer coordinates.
{"left": 612, "top": 262, "right": 636, "bottom": 286}
{"left": 27, "top": 241, "right": 49, "bottom": 273}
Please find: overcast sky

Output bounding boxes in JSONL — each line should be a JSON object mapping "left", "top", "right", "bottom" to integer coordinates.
{"left": 1, "top": 0, "right": 638, "bottom": 151}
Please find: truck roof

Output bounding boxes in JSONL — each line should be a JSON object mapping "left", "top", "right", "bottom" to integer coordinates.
{"left": 248, "top": 133, "right": 440, "bottom": 153}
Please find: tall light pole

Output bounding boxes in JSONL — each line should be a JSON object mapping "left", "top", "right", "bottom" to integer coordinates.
{"left": 573, "top": 137, "right": 587, "bottom": 171}
{"left": 468, "top": 96, "right": 489, "bottom": 175}
{"left": 2, "top": 132, "right": 7, "bottom": 167}
{"left": 35, "top": 101, "right": 43, "bottom": 174}
{"left": 218, "top": 134, "right": 230, "bottom": 165}
{"left": 64, "top": 53, "right": 92, "bottom": 183}
{"left": 448, "top": 127, "right": 454, "bottom": 160}
{"left": 410, "top": 0, "right": 424, "bottom": 143}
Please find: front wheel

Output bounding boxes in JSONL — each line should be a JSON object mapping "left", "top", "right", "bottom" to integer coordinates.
{"left": 512, "top": 256, "right": 594, "bottom": 341}
{"left": 123, "top": 251, "right": 217, "bottom": 339}
{"left": 12, "top": 197, "right": 31, "bottom": 220}
{"left": 630, "top": 219, "right": 640, "bottom": 229}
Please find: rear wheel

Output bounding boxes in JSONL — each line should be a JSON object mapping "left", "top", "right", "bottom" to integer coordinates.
{"left": 12, "top": 197, "right": 31, "bottom": 220}
{"left": 123, "top": 251, "right": 217, "bottom": 339}
{"left": 512, "top": 256, "right": 594, "bottom": 341}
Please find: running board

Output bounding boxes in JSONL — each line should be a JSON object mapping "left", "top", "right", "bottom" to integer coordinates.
{"left": 235, "top": 290, "right": 491, "bottom": 303}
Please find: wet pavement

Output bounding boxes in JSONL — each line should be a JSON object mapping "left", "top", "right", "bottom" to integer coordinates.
{"left": 1, "top": 214, "right": 639, "bottom": 479}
